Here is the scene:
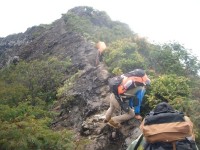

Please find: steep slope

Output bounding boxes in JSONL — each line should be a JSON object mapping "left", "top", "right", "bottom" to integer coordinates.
{"left": 0, "top": 19, "right": 97, "bottom": 68}
{"left": 0, "top": 6, "right": 133, "bottom": 68}
{"left": 51, "top": 60, "right": 142, "bottom": 149}
{"left": 0, "top": 6, "right": 140, "bottom": 149}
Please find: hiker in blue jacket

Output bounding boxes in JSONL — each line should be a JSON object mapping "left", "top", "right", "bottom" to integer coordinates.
{"left": 104, "top": 69, "right": 151, "bottom": 128}
{"left": 129, "top": 88, "right": 146, "bottom": 119}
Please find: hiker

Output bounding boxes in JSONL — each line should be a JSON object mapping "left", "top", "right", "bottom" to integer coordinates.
{"left": 104, "top": 69, "right": 150, "bottom": 128}
{"left": 12, "top": 56, "right": 20, "bottom": 65}
{"left": 96, "top": 41, "right": 106, "bottom": 65}
{"left": 127, "top": 102, "right": 199, "bottom": 150}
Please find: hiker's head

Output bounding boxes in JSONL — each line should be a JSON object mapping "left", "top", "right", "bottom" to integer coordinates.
{"left": 145, "top": 78, "right": 151, "bottom": 86}
{"left": 154, "top": 102, "right": 174, "bottom": 113}
{"left": 96, "top": 41, "right": 106, "bottom": 52}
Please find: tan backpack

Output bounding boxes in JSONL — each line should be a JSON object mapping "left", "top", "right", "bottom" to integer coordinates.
{"left": 140, "top": 115, "right": 194, "bottom": 143}
{"left": 140, "top": 102, "right": 197, "bottom": 150}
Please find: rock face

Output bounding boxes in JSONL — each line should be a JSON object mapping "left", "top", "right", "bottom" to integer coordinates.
{"left": 51, "top": 61, "right": 142, "bottom": 150}
{"left": 0, "top": 6, "right": 141, "bottom": 149}
{"left": 0, "top": 19, "right": 97, "bottom": 68}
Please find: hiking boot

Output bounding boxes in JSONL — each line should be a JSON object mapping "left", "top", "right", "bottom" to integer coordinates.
{"left": 108, "top": 119, "right": 121, "bottom": 128}
{"left": 103, "top": 116, "right": 111, "bottom": 123}
{"left": 134, "top": 115, "right": 142, "bottom": 120}
{"left": 103, "top": 119, "right": 109, "bottom": 123}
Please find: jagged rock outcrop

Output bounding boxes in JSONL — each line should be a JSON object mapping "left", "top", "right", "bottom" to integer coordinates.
{"left": 0, "top": 6, "right": 141, "bottom": 150}
{"left": 51, "top": 61, "right": 142, "bottom": 150}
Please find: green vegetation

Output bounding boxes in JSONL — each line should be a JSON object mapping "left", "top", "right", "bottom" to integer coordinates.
{"left": 62, "top": 8, "right": 133, "bottom": 43}
{"left": 0, "top": 57, "right": 76, "bottom": 150}
{"left": 104, "top": 39, "right": 146, "bottom": 73}
{"left": 103, "top": 37, "right": 200, "bottom": 146}
{"left": 0, "top": 103, "right": 74, "bottom": 150}
{"left": 0, "top": 57, "right": 72, "bottom": 106}
{"left": 57, "top": 71, "right": 80, "bottom": 98}
{"left": 147, "top": 74, "right": 190, "bottom": 109}
{"left": 1, "top": 6, "right": 200, "bottom": 148}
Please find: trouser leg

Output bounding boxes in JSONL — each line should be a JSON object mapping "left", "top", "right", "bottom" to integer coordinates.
{"left": 105, "top": 94, "right": 120, "bottom": 121}
{"left": 111, "top": 108, "right": 135, "bottom": 124}
{"left": 124, "top": 86, "right": 145, "bottom": 115}
{"left": 106, "top": 93, "right": 136, "bottom": 124}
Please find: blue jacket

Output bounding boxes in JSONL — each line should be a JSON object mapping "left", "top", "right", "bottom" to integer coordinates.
{"left": 129, "top": 89, "right": 146, "bottom": 114}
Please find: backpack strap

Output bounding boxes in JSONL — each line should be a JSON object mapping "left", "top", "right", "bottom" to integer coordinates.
{"left": 134, "top": 134, "right": 144, "bottom": 150}
{"left": 172, "top": 141, "right": 176, "bottom": 150}
{"left": 148, "top": 110, "right": 181, "bottom": 116}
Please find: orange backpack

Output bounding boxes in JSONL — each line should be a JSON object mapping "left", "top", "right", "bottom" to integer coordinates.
{"left": 108, "top": 69, "right": 150, "bottom": 95}
{"left": 118, "top": 73, "right": 150, "bottom": 94}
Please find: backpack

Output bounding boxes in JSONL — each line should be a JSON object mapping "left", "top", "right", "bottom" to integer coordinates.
{"left": 127, "top": 134, "right": 199, "bottom": 150}
{"left": 108, "top": 69, "right": 149, "bottom": 96}
{"left": 108, "top": 69, "right": 150, "bottom": 112}
{"left": 108, "top": 75, "right": 123, "bottom": 95}
{"left": 124, "top": 69, "right": 146, "bottom": 77}
{"left": 139, "top": 102, "right": 198, "bottom": 150}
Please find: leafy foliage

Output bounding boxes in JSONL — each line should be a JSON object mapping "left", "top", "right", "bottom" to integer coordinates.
{"left": 102, "top": 34, "right": 200, "bottom": 143}
{"left": 57, "top": 71, "right": 80, "bottom": 97}
{"left": 0, "top": 57, "right": 75, "bottom": 150}
{"left": 1, "top": 6, "right": 200, "bottom": 148}
{"left": 147, "top": 74, "right": 190, "bottom": 109}
{"left": 62, "top": 7, "right": 133, "bottom": 43}
{"left": 0, "top": 57, "right": 71, "bottom": 106}
{"left": 187, "top": 100, "right": 200, "bottom": 146}
{"left": 0, "top": 103, "right": 74, "bottom": 150}
{"left": 0, "top": 80, "right": 28, "bottom": 105}
{"left": 149, "top": 42, "right": 200, "bottom": 76}
{"left": 104, "top": 39, "right": 147, "bottom": 74}
{"left": 149, "top": 47, "right": 185, "bottom": 75}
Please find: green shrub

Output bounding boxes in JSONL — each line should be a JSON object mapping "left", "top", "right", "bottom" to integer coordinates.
{"left": 0, "top": 57, "right": 71, "bottom": 106}
{"left": 0, "top": 103, "right": 75, "bottom": 150}
{"left": 104, "top": 39, "right": 147, "bottom": 74}
{"left": 147, "top": 74, "right": 190, "bottom": 110}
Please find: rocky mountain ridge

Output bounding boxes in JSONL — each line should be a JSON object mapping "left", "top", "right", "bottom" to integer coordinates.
{"left": 0, "top": 6, "right": 140, "bottom": 149}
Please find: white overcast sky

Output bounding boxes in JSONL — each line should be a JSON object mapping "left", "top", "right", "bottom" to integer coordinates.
{"left": 0, "top": 0, "right": 200, "bottom": 58}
